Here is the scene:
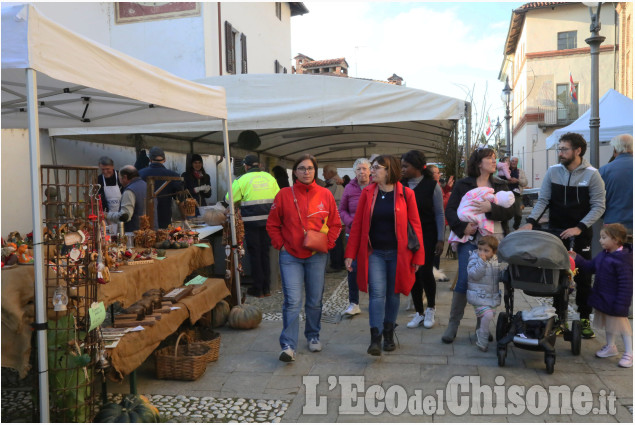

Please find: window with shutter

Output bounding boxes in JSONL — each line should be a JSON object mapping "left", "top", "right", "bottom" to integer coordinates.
{"left": 275, "top": 2, "right": 282, "bottom": 20}
{"left": 225, "top": 21, "right": 236, "bottom": 74}
{"left": 240, "top": 33, "right": 247, "bottom": 74}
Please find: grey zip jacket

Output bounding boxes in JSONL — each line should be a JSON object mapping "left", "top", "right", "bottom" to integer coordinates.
{"left": 526, "top": 159, "right": 605, "bottom": 232}
{"left": 466, "top": 251, "right": 505, "bottom": 308}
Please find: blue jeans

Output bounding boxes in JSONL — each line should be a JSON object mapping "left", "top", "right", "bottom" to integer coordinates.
{"left": 279, "top": 250, "right": 327, "bottom": 351}
{"left": 347, "top": 259, "right": 359, "bottom": 304}
{"left": 454, "top": 240, "right": 477, "bottom": 294}
{"left": 367, "top": 249, "right": 399, "bottom": 331}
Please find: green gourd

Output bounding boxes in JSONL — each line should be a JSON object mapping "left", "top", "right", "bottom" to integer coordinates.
{"left": 227, "top": 304, "right": 263, "bottom": 330}
{"left": 211, "top": 300, "right": 230, "bottom": 328}
{"left": 94, "top": 394, "right": 159, "bottom": 423}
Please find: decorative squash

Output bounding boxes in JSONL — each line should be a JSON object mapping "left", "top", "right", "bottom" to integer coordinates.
{"left": 94, "top": 394, "right": 160, "bottom": 423}
{"left": 227, "top": 304, "right": 263, "bottom": 330}
{"left": 210, "top": 300, "right": 230, "bottom": 328}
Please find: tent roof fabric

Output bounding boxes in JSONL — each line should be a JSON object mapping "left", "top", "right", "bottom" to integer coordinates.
{"left": 1, "top": 4, "right": 227, "bottom": 129}
{"left": 545, "top": 89, "right": 633, "bottom": 149}
{"left": 49, "top": 74, "right": 466, "bottom": 167}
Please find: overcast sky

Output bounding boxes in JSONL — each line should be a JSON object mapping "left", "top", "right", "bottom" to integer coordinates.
{"left": 292, "top": 1, "right": 525, "bottom": 126}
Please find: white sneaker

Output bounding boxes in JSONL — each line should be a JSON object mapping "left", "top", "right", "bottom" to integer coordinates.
{"left": 308, "top": 338, "right": 322, "bottom": 352}
{"left": 596, "top": 344, "right": 618, "bottom": 358}
{"left": 407, "top": 312, "right": 425, "bottom": 328}
{"left": 344, "top": 303, "right": 361, "bottom": 316}
{"left": 423, "top": 308, "right": 436, "bottom": 329}
{"left": 618, "top": 353, "right": 633, "bottom": 368}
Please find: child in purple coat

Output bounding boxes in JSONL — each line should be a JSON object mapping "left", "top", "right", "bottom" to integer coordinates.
{"left": 570, "top": 223, "right": 633, "bottom": 368}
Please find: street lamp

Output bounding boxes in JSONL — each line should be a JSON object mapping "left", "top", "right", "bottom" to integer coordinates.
{"left": 583, "top": 2, "right": 605, "bottom": 168}
{"left": 501, "top": 76, "right": 513, "bottom": 156}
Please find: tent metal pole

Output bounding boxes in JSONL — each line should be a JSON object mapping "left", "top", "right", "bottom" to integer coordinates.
{"left": 222, "top": 119, "right": 242, "bottom": 305}
{"left": 26, "top": 68, "right": 50, "bottom": 423}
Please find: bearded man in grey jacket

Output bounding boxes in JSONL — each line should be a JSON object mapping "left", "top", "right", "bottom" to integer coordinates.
{"left": 520, "top": 132, "right": 606, "bottom": 339}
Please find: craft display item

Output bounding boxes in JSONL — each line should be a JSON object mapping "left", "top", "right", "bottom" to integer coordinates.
{"left": 163, "top": 286, "right": 194, "bottom": 303}
{"left": 139, "top": 215, "right": 151, "bottom": 231}
{"left": 133, "top": 229, "right": 156, "bottom": 248}
{"left": 183, "top": 198, "right": 197, "bottom": 217}
{"left": 142, "top": 289, "right": 164, "bottom": 309}
{"left": 155, "top": 229, "right": 170, "bottom": 243}
{"left": 17, "top": 245, "right": 34, "bottom": 265}
{"left": 121, "top": 304, "right": 146, "bottom": 321}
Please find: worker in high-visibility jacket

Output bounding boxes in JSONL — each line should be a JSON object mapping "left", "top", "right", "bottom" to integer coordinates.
{"left": 226, "top": 154, "right": 280, "bottom": 297}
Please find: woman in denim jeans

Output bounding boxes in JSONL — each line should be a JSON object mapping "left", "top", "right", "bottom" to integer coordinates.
{"left": 345, "top": 155, "right": 425, "bottom": 356}
{"left": 267, "top": 155, "right": 342, "bottom": 362}
{"left": 442, "top": 148, "right": 514, "bottom": 344}
{"left": 339, "top": 157, "right": 372, "bottom": 316}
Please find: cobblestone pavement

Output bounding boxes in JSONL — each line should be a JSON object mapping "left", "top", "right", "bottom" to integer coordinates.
{"left": 2, "top": 256, "right": 633, "bottom": 422}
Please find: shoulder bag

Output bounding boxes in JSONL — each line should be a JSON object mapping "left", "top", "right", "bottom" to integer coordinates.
{"left": 292, "top": 186, "right": 328, "bottom": 253}
{"left": 402, "top": 186, "right": 420, "bottom": 252}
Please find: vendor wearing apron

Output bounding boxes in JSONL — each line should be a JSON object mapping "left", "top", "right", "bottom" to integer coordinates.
{"left": 98, "top": 156, "right": 123, "bottom": 235}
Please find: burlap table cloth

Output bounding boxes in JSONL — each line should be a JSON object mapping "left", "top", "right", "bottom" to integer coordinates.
{"left": 1, "top": 244, "right": 220, "bottom": 378}
{"left": 1, "top": 266, "right": 37, "bottom": 378}
{"left": 107, "top": 278, "right": 230, "bottom": 382}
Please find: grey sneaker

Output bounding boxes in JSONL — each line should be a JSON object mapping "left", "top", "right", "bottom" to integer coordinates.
{"left": 308, "top": 338, "right": 322, "bottom": 352}
{"left": 279, "top": 346, "right": 295, "bottom": 362}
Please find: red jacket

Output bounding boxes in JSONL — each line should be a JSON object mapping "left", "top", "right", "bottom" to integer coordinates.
{"left": 344, "top": 182, "right": 426, "bottom": 296}
{"left": 267, "top": 180, "right": 342, "bottom": 259}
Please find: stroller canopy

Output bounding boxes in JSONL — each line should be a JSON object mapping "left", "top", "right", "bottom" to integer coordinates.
{"left": 498, "top": 231, "right": 571, "bottom": 270}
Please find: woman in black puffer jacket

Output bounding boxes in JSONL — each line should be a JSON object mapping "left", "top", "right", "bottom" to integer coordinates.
{"left": 441, "top": 148, "right": 515, "bottom": 344}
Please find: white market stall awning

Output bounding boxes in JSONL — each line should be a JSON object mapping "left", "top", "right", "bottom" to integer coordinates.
{"left": 545, "top": 89, "right": 633, "bottom": 149}
{"left": 49, "top": 74, "right": 467, "bottom": 166}
{"left": 2, "top": 4, "right": 227, "bottom": 128}
{"left": 1, "top": 5, "right": 241, "bottom": 420}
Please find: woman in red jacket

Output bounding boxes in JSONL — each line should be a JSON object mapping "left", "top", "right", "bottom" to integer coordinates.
{"left": 267, "top": 154, "right": 342, "bottom": 363}
{"left": 344, "top": 155, "right": 425, "bottom": 356}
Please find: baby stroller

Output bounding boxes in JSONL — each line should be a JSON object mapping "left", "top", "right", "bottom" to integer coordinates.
{"left": 495, "top": 230, "right": 581, "bottom": 374}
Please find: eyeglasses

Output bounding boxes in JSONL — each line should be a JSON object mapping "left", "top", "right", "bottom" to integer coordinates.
{"left": 557, "top": 147, "right": 572, "bottom": 153}
{"left": 355, "top": 167, "right": 370, "bottom": 172}
{"left": 296, "top": 166, "right": 315, "bottom": 173}
{"left": 370, "top": 165, "right": 386, "bottom": 171}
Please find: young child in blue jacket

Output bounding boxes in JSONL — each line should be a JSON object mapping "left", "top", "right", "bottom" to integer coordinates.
{"left": 570, "top": 223, "right": 633, "bottom": 368}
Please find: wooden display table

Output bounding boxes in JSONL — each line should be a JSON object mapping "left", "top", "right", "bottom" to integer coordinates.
{"left": 1, "top": 244, "right": 229, "bottom": 379}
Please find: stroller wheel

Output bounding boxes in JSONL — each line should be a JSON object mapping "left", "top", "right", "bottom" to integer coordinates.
{"left": 570, "top": 320, "right": 582, "bottom": 355}
{"left": 545, "top": 353, "right": 556, "bottom": 374}
{"left": 496, "top": 312, "right": 509, "bottom": 342}
{"left": 497, "top": 346, "right": 507, "bottom": 367}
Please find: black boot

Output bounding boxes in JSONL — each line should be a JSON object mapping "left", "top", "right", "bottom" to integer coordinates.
{"left": 383, "top": 322, "right": 396, "bottom": 352}
{"left": 367, "top": 327, "right": 382, "bottom": 356}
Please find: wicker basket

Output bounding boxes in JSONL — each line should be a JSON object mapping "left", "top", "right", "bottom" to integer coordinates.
{"left": 185, "top": 328, "right": 221, "bottom": 362}
{"left": 155, "top": 332, "right": 209, "bottom": 380}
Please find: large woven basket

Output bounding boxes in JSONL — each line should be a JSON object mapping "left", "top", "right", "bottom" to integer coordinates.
{"left": 185, "top": 328, "right": 221, "bottom": 363}
{"left": 155, "top": 332, "right": 209, "bottom": 380}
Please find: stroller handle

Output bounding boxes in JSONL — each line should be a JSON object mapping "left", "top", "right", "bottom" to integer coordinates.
{"left": 533, "top": 226, "right": 575, "bottom": 250}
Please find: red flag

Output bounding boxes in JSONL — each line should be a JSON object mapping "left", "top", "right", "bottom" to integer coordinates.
{"left": 569, "top": 72, "right": 578, "bottom": 103}
{"left": 485, "top": 115, "right": 492, "bottom": 136}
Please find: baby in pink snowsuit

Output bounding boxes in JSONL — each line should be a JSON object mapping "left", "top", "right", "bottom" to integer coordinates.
{"left": 448, "top": 187, "right": 515, "bottom": 249}
{"left": 497, "top": 157, "right": 511, "bottom": 180}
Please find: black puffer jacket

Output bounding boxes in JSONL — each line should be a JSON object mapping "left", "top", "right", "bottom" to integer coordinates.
{"left": 445, "top": 176, "right": 515, "bottom": 238}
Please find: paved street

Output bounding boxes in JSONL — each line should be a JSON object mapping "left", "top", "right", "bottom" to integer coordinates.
{"left": 105, "top": 255, "right": 633, "bottom": 423}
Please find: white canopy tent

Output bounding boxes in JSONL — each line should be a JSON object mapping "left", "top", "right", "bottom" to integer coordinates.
{"left": 1, "top": 5, "right": 240, "bottom": 420}
{"left": 545, "top": 89, "right": 634, "bottom": 149}
{"left": 49, "top": 74, "right": 468, "bottom": 168}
